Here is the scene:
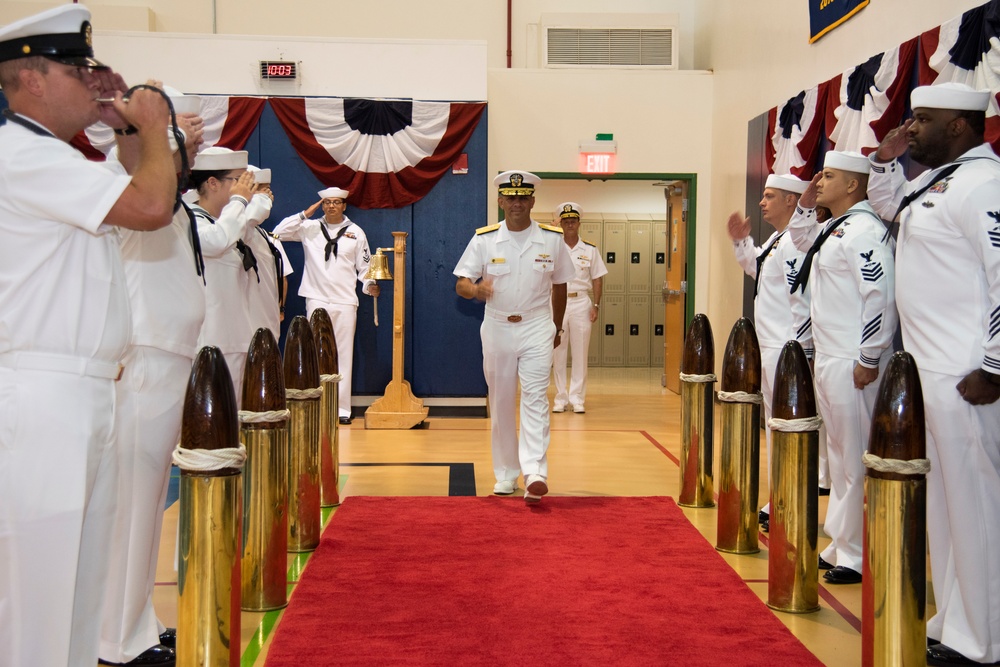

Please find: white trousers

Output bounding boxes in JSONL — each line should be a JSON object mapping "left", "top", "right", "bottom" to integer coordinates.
{"left": 482, "top": 315, "right": 556, "bottom": 482}
{"left": 815, "top": 353, "right": 883, "bottom": 572}
{"left": 552, "top": 295, "right": 593, "bottom": 407}
{"left": 922, "top": 371, "right": 1000, "bottom": 662}
{"left": 0, "top": 368, "right": 119, "bottom": 667}
{"left": 100, "top": 347, "right": 191, "bottom": 662}
{"left": 306, "top": 299, "right": 357, "bottom": 419}
{"left": 760, "top": 346, "right": 830, "bottom": 515}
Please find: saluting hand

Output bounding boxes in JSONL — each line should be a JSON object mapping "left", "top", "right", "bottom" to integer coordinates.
{"left": 874, "top": 119, "right": 914, "bottom": 163}
{"left": 230, "top": 171, "right": 256, "bottom": 201}
{"left": 726, "top": 211, "right": 750, "bottom": 241}
{"left": 304, "top": 200, "right": 323, "bottom": 218}
{"left": 799, "top": 174, "right": 821, "bottom": 209}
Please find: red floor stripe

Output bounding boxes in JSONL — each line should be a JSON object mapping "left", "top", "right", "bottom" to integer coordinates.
{"left": 641, "top": 430, "right": 680, "bottom": 465}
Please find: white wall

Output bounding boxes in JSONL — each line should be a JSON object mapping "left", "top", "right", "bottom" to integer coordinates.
{"left": 702, "top": 0, "right": 986, "bottom": 356}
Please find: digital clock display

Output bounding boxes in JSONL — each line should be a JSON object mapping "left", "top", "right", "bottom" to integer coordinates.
{"left": 260, "top": 61, "right": 297, "bottom": 80}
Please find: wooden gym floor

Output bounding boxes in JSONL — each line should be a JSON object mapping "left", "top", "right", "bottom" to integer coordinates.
{"left": 150, "top": 367, "right": 924, "bottom": 666}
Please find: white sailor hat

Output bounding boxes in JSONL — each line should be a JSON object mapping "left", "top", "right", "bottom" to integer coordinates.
{"left": 161, "top": 85, "right": 202, "bottom": 116}
{"left": 318, "top": 187, "right": 349, "bottom": 200}
{"left": 764, "top": 174, "right": 808, "bottom": 194}
{"left": 911, "top": 82, "right": 991, "bottom": 112}
{"left": 248, "top": 165, "right": 271, "bottom": 184}
{"left": 0, "top": 4, "right": 105, "bottom": 68}
{"left": 556, "top": 202, "right": 582, "bottom": 219}
{"left": 824, "top": 150, "right": 870, "bottom": 175}
{"left": 494, "top": 170, "right": 539, "bottom": 196}
{"left": 192, "top": 146, "right": 248, "bottom": 171}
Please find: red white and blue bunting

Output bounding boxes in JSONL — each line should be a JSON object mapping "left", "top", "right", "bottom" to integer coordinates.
{"left": 766, "top": 84, "right": 829, "bottom": 179}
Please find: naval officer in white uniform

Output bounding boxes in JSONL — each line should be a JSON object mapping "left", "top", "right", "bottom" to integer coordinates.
{"left": 0, "top": 6, "right": 177, "bottom": 665}
{"left": 244, "top": 166, "right": 292, "bottom": 339}
{"left": 454, "top": 171, "right": 574, "bottom": 503}
{"left": 273, "top": 187, "right": 379, "bottom": 424}
{"left": 550, "top": 202, "right": 607, "bottom": 414}
{"left": 869, "top": 82, "right": 1000, "bottom": 667}
{"left": 787, "top": 151, "right": 897, "bottom": 585}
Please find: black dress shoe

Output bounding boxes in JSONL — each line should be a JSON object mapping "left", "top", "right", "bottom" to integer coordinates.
{"left": 818, "top": 486, "right": 831, "bottom": 496}
{"left": 818, "top": 556, "right": 834, "bottom": 570}
{"left": 927, "top": 643, "right": 979, "bottom": 665}
{"left": 758, "top": 510, "right": 768, "bottom": 524}
{"left": 823, "top": 566, "right": 862, "bottom": 584}
{"left": 339, "top": 416, "right": 352, "bottom": 425}
{"left": 158, "top": 628, "right": 175, "bottom": 648}
{"left": 98, "top": 644, "right": 175, "bottom": 665}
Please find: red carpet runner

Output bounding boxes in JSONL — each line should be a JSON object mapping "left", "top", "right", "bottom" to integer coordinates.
{"left": 265, "top": 496, "right": 823, "bottom": 666}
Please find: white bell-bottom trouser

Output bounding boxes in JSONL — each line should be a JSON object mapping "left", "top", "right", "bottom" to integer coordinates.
{"left": 100, "top": 346, "right": 191, "bottom": 662}
{"left": 482, "top": 311, "right": 556, "bottom": 483}
{"left": 306, "top": 299, "right": 357, "bottom": 419}
{"left": 552, "top": 295, "right": 593, "bottom": 407}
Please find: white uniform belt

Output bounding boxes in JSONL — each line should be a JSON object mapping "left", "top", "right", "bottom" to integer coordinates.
{"left": 567, "top": 292, "right": 587, "bottom": 298}
{"left": 0, "top": 351, "right": 124, "bottom": 381}
{"left": 484, "top": 305, "right": 550, "bottom": 323}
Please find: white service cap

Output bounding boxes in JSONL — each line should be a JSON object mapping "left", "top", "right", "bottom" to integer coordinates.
{"left": 318, "top": 187, "right": 349, "bottom": 200}
{"left": 824, "top": 150, "right": 870, "bottom": 175}
{"left": 161, "top": 85, "right": 202, "bottom": 115}
{"left": 247, "top": 165, "right": 271, "bottom": 184}
{"left": 764, "top": 174, "right": 808, "bottom": 194}
{"left": 494, "top": 170, "right": 540, "bottom": 196}
{"left": 556, "top": 202, "right": 582, "bottom": 219}
{"left": 911, "top": 82, "right": 990, "bottom": 112}
{"left": 192, "top": 146, "right": 248, "bottom": 171}
{"left": 0, "top": 4, "right": 105, "bottom": 68}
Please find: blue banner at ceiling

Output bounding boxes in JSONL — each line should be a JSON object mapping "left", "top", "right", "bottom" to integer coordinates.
{"left": 809, "top": 0, "right": 869, "bottom": 43}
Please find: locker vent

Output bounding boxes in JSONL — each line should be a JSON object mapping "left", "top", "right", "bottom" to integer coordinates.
{"left": 545, "top": 27, "right": 675, "bottom": 68}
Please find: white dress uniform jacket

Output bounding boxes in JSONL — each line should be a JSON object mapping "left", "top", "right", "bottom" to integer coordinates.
{"left": 454, "top": 221, "right": 574, "bottom": 483}
{"left": 553, "top": 239, "right": 608, "bottom": 408}
{"left": 788, "top": 200, "right": 897, "bottom": 573}
{"left": 869, "top": 144, "right": 1000, "bottom": 663}
{"left": 0, "top": 113, "right": 132, "bottom": 667}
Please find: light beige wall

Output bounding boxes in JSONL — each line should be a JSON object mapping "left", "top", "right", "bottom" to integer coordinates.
{"left": 703, "top": 0, "right": 985, "bottom": 349}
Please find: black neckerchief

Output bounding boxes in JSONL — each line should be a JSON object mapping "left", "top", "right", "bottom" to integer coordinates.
{"left": 753, "top": 232, "right": 783, "bottom": 298}
{"left": 179, "top": 200, "right": 206, "bottom": 284}
{"left": 789, "top": 213, "right": 851, "bottom": 294}
{"left": 320, "top": 220, "right": 351, "bottom": 261}
{"left": 192, "top": 205, "right": 258, "bottom": 281}
{"left": 2, "top": 109, "right": 57, "bottom": 139}
{"left": 257, "top": 227, "right": 285, "bottom": 305}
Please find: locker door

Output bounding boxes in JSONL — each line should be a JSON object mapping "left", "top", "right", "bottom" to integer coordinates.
{"left": 627, "top": 215, "right": 652, "bottom": 294}
{"left": 602, "top": 217, "right": 627, "bottom": 295}
{"left": 600, "top": 294, "right": 625, "bottom": 366}
{"left": 653, "top": 219, "right": 667, "bottom": 296}
{"left": 626, "top": 294, "right": 651, "bottom": 366}
{"left": 651, "top": 289, "right": 665, "bottom": 368}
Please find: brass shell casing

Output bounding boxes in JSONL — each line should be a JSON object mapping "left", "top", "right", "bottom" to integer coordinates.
{"left": 240, "top": 427, "right": 288, "bottom": 611}
{"left": 679, "top": 313, "right": 715, "bottom": 508}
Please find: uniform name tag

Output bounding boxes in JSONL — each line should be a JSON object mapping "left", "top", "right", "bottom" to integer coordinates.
{"left": 491, "top": 258, "right": 506, "bottom": 264}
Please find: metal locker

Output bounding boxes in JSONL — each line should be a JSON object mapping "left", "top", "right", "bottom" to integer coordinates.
{"left": 602, "top": 215, "right": 628, "bottom": 294}
{"left": 588, "top": 310, "right": 601, "bottom": 365}
{"left": 600, "top": 294, "right": 625, "bottom": 366}
{"left": 580, "top": 216, "right": 602, "bottom": 249}
{"left": 627, "top": 215, "right": 652, "bottom": 294}
{"left": 651, "top": 289, "right": 666, "bottom": 368}
{"left": 626, "top": 294, "right": 651, "bottom": 366}
{"left": 653, "top": 218, "right": 667, "bottom": 297}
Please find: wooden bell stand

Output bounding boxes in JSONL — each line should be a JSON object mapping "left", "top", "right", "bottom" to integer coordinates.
{"left": 364, "top": 231, "right": 429, "bottom": 429}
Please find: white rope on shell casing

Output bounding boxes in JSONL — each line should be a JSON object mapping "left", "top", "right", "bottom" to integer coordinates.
{"left": 320, "top": 373, "right": 342, "bottom": 383}
{"left": 768, "top": 415, "right": 824, "bottom": 432}
{"left": 717, "top": 390, "right": 763, "bottom": 404}
{"left": 172, "top": 444, "right": 247, "bottom": 471}
{"left": 862, "top": 451, "right": 931, "bottom": 475}
{"left": 679, "top": 373, "right": 717, "bottom": 383}
{"left": 238, "top": 409, "right": 291, "bottom": 424}
{"left": 286, "top": 387, "right": 323, "bottom": 400}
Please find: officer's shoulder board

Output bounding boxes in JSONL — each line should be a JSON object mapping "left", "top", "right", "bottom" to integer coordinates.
{"left": 539, "top": 223, "right": 564, "bottom": 234}
{"left": 476, "top": 223, "right": 501, "bottom": 235}
{"left": 581, "top": 239, "right": 597, "bottom": 247}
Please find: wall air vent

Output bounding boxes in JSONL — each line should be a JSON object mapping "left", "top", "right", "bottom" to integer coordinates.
{"left": 545, "top": 27, "right": 676, "bottom": 69}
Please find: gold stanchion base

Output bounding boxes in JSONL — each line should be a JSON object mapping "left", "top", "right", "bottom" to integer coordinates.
{"left": 677, "top": 501, "right": 716, "bottom": 509}
{"left": 365, "top": 379, "right": 429, "bottom": 429}
{"left": 716, "top": 546, "right": 760, "bottom": 555}
{"left": 766, "top": 602, "right": 821, "bottom": 614}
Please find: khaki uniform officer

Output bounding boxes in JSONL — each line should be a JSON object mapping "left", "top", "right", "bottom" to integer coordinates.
{"left": 273, "top": 187, "right": 378, "bottom": 424}
{"left": 454, "top": 171, "right": 574, "bottom": 503}
{"left": 869, "top": 82, "right": 1000, "bottom": 666}
{"left": 551, "top": 202, "right": 607, "bottom": 414}
{"left": 0, "top": 5, "right": 177, "bottom": 666}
